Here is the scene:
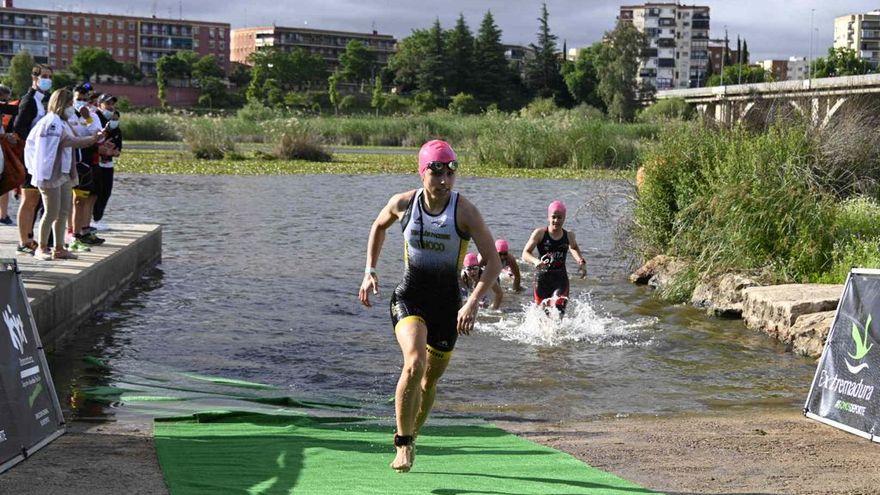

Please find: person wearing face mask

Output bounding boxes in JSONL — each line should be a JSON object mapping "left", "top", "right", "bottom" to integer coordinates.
{"left": 92, "top": 94, "right": 121, "bottom": 231}
{"left": 69, "top": 85, "right": 105, "bottom": 249}
{"left": 12, "top": 64, "right": 53, "bottom": 255}
{"left": 24, "top": 88, "right": 104, "bottom": 261}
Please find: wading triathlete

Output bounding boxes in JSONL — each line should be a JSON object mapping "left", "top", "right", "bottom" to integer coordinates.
{"left": 493, "top": 238, "right": 522, "bottom": 292}
{"left": 460, "top": 252, "right": 503, "bottom": 310}
{"left": 358, "top": 140, "right": 501, "bottom": 473}
{"left": 521, "top": 200, "right": 587, "bottom": 316}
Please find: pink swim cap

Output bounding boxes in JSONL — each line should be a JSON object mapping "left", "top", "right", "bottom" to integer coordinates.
{"left": 495, "top": 239, "right": 509, "bottom": 253}
{"left": 548, "top": 200, "right": 567, "bottom": 215}
{"left": 463, "top": 252, "right": 479, "bottom": 267}
{"left": 418, "top": 140, "right": 457, "bottom": 175}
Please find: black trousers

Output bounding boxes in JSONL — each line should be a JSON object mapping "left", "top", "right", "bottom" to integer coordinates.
{"left": 92, "top": 166, "right": 114, "bottom": 222}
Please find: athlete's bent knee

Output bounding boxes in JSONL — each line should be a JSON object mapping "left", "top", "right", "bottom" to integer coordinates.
{"left": 402, "top": 355, "right": 427, "bottom": 380}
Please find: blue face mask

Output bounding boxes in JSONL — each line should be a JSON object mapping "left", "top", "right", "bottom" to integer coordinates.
{"left": 108, "top": 120, "right": 119, "bottom": 130}
{"left": 37, "top": 78, "right": 52, "bottom": 92}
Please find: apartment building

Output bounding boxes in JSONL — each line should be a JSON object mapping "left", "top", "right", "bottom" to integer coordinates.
{"left": 619, "top": 2, "right": 710, "bottom": 90}
{"left": 834, "top": 10, "right": 880, "bottom": 69}
{"left": 0, "top": 0, "right": 229, "bottom": 75}
{"left": 231, "top": 26, "right": 395, "bottom": 71}
{"left": 757, "top": 57, "right": 808, "bottom": 81}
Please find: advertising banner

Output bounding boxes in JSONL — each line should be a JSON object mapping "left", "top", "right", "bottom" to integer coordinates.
{"left": 805, "top": 269, "right": 880, "bottom": 442}
{"left": 0, "top": 260, "right": 65, "bottom": 473}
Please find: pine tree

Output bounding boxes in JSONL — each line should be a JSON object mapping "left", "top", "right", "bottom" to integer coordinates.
{"left": 741, "top": 39, "right": 749, "bottom": 65}
{"left": 473, "top": 10, "right": 514, "bottom": 107}
{"left": 523, "top": 3, "right": 568, "bottom": 104}
{"left": 445, "top": 14, "right": 475, "bottom": 97}
{"left": 417, "top": 19, "right": 447, "bottom": 95}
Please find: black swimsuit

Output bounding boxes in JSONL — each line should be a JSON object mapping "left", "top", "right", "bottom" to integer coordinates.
{"left": 533, "top": 229, "right": 570, "bottom": 313}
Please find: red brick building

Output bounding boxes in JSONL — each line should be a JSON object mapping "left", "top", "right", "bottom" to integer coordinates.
{"left": 0, "top": 0, "right": 230, "bottom": 75}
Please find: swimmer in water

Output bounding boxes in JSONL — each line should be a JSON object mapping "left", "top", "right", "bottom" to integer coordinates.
{"left": 358, "top": 140, "right": 501, "bottom": 473}
{"left": 460, "top": 252, "right": 503, "bottom": 310}
{"left": 492, "top": 238, "right": 522, "bottom": 292}
{"left": 521, "top": 200, "right": 587, "bottom": 317}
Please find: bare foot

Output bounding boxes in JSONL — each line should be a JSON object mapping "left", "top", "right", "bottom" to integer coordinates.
{"left": 390, "top": 444, "right": 414, "bottom": 472}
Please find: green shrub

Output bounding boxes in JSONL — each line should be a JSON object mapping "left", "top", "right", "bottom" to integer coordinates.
{"left": 382, "top": 94, "right": 411, "bottom": 115}
{"left": 236, "top": 101, "right": 280, "bottom": 122}
{"left": 121, "top": 113, "right": 179, "bottom": 141}
{"left": 274, "top": 122, "right": 332, "bottom": 162}
{"left": 638, "top": 98, "right": 694, "bottom": 122}
{"left": 519, "top": 97, "right": 559, "bottom": 118}
{"left": 833, "top": 196, "right": 880, "bottom": 240}
{"left": 448, "top": 93, "right": 481, "bottom": 115}
{"left": 182, "top": 118, "right": 236, "bottom": 159}
{"left": 816, "top": 237, "right": 880, "bottom": 284}
{"left": 412, "top": 91, "right": 438, "bottom": 114}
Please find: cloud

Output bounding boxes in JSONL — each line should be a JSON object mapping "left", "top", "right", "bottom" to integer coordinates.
{"left": 25, "top": 0, "right": 880, "bottom": 60}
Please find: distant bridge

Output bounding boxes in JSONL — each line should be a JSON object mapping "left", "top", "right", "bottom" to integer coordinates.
{"left": 655, "top": 73, "right": 880, "bottom": 127}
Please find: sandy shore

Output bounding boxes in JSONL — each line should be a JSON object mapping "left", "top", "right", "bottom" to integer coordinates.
{"left": 498, "top": 408, "right": 880, "bottom": 495}
{"left": 3, "top": 408, "right": 878, "bottom": 494}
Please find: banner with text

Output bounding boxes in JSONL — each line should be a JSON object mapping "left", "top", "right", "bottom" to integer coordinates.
{"left": 806, "top": 269, "right": 880, "bottom": 442}
{"left": 0, "top": 260, "right": 65, "bottom": 473}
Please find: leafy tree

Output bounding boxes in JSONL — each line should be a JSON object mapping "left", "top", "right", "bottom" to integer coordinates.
{"left": 192, "top": 54, "right": 224, "bottom": 81}
{"left": 445, "top": 14, "right": 475, "bottom": 97}
{"left": 595, "top": 21, "right": 647, "bottom": 122}
{"left": 340, "top": 40, "right": 377, "bottom": 89}
{"left": 246, "top": 48, "right": 326, "bottom": 105}
{"left": 371, "top": 75, "right": 385, "bottom": 116}
{"left": 3, "top": 51, "right": 34, "bottom": 97}
{"left": 448, "top": 92, "right": 480, "bottom": 114}
{"left": 523, "top": 3, "right": 568, "bottom": 105}
{"left": 70, "top": 47, "right": 121, "bottom": 81}
{"left": 811, "top": 47, "right": 872, "bottom": 78}
{"left": 328, "top": 71, "right": 341, "bottom": 115}
{"left": 120, "top": 62, "right": 144, "bottom": 83}
{"left": 387, "top": 29, "right": 431, "bottom": 93}
{"left": 51, "top": 71, "right": 77, "bottom": 91}
{"left": 473, "top": 10, "right": 518, "bottom": 108}
{"left": 562, "top": 42, "right": 603, "bottom": 110}
{"left": 227, "top": 62, "right": 252, "bottom": 88}
{"left": 156, "top": 53, "right": 192, "bottom": 107}
{"left": 197, "top": 76, "right": 227, "bottom": 108}
{"left": 706, "top": 64, "right": 769, "bottom": 86}
{"left": 417, "top": 19, "right": 447, "bottom": 96}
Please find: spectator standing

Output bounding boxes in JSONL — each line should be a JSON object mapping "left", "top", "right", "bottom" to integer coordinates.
{"left": 93, "top": 94, "right": 120, "bottom": 230}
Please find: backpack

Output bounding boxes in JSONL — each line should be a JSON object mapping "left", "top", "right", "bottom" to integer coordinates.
{"left": 1, "top": 100, "right": 19, "bottom": 131}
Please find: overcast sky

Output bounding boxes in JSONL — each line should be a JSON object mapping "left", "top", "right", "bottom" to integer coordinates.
{"left": 24, "top": 0, "right": 880, "bottom": 60}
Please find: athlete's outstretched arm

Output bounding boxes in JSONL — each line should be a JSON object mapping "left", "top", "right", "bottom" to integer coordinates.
{"left": 508, "top": 255, "right": 523, "bottom": 292}
{"left": 490, "top": 280, "right": 503, "bottom": 310}
{"left": 359, "top": 192, "right": 411, "bottom": 307}
{"left": 568, "top": 231, "right": 587, "bottom": 279}
{"left": 457, "top": 197, "right": 501, "bottom": 334}
{"left": 521, "top": 229, "right": 545, "bottom": 268}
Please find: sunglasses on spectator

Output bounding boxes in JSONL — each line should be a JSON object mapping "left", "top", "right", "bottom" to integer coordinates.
{"left": 498, "top": 251, "right": 508, "bottom": 256}
{"left": 428, "top": 160, "right": 458, "bottom": 172}
{"left": 465, "top": 266, "right": 480, "bottom": 271}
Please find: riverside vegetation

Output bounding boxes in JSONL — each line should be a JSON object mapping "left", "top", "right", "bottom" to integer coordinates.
{"left": 633, "top": 107, "right": 880, "bottom": 294}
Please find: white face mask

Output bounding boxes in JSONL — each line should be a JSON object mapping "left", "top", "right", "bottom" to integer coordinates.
{"left": 63, "top": 107, "right": 75, "bottom": 120}
{"left": 74, "top": 100, "right": 87, "bottom": 110}
{"left": 102, "top": 109, "right": 113, "bottom": 120}
{"left": 37, "top": 77, "right": 52, "bottom": 92}
{"left": 108, "top": 120, "right": 119, "bottom": 130}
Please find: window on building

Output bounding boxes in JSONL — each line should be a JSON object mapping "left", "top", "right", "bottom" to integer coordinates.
{"left": 193, "top": 26, "right": 199, "bottom": 35}
{"left": 72, "top": 33, "right": 79, "bottom": 42}
{"left": 118, "top": 34, "right": 124, "bottom": 43}
{"left": 84, "top": 18, "right": 90, "bottom": 28}
{"left": 72, "top": 17, "right": 79, "bottom": 27}
{"left": 61, "top": 45, "right": 67, "bottom": 53}
{"left": 128, "top": 35, "right": 135, "bottom": 44}
{"left": 220, "top": 41, "right": 226, "bottom": 50}
{"left": 96, "top": 33, "right": 102, "bottom": 42}
{"left": 84, "top": 32, "right": 90, "bottom": 41}
{"left": 193, "top": 39, "right": 199, "bottom": 48}
{"left": 117, "top": 20, "right": 123, "bottom": 30}
{"left": 117, "top": 47, "right": 123, "bottom": 57}
{"left": 129, "top": 48, "right": 134, "bottom": 57}
{"left": 128, "top": 22, "right": 135, "bottom": 31}
{"left": 73, "top": 45, "right": 79, "bottom": 54}
{"left": 219, "top": 30, "right": 225, "bottom": 39}
{"left": 209, "top": 39, "right": 215, "bottom": 48}
{"left": 62, "top": 58, "right": 68, "bottom": 65}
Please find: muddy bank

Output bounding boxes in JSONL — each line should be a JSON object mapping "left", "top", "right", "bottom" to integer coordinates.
{"left": 499, "top": 408, "right": 880, "bottom": 495}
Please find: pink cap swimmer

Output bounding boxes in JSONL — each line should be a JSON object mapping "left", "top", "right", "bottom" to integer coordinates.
{"left": 495, "top": 239, "right": 509, "bottom": 253}
{"left": 418, "top": 140, "right": 457, "bottom": 175}
{"left": 548, "top": 200, "right": 567, "bottom": 216}
{"left": 463, "top": 252, "right": 479, "bottom": 267}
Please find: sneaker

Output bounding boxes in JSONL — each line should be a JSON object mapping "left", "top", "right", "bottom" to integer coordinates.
{"left": 0, "top": 215, "right": 14, "bottom": 226}
{"left": 84, "top": 226, "right": 97, "bottom": 234}
{"left": 35, "top": 250, "right": 53, "bottom": 261}
{"left": 16, "top": 243, "right": 36, "bottom": 256}
{"left": 80, "top": 232, "right": 105, "bottom": 245}
{"left": 52, "top": 249, "right": 77, "bottom": 260}
{"left": 69, "top": 239, "right": 91, "bottom": 252}
{"left": 93, "top": 220, "right": 109, "bottom": 231}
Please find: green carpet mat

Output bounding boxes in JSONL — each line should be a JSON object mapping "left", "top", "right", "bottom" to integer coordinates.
{"left": 155, "top": 411, "right": 659, "bottom": 495}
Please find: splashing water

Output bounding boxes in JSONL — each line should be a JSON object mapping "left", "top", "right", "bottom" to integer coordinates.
{"left": 479, "top": 292, "right": 657, "bottom": 347}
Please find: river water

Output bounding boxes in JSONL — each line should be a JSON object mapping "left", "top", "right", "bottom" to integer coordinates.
{"left": 49, "top": 173, "right": 817, "bottom": 422}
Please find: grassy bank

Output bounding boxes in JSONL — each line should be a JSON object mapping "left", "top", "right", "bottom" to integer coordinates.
{"left": 634, "top": 119, "right": 880, "bottom": 296}
{"left": 122, "top": 108, "right": 660, "bottom": 170}
{"left": 116, "top": 149, "right": 633, "bottom": 180}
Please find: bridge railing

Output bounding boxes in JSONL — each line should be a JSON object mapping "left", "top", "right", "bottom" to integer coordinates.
{"left": 656, "top": 73, "right": 880, "bottom": 100}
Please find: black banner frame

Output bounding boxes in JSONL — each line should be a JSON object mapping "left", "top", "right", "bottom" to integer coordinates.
{"left": 804, "top": 268, "right": 880, "bottom": 443}
{"left": 0, "top": 259, "right": 66, "bottom": 474}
